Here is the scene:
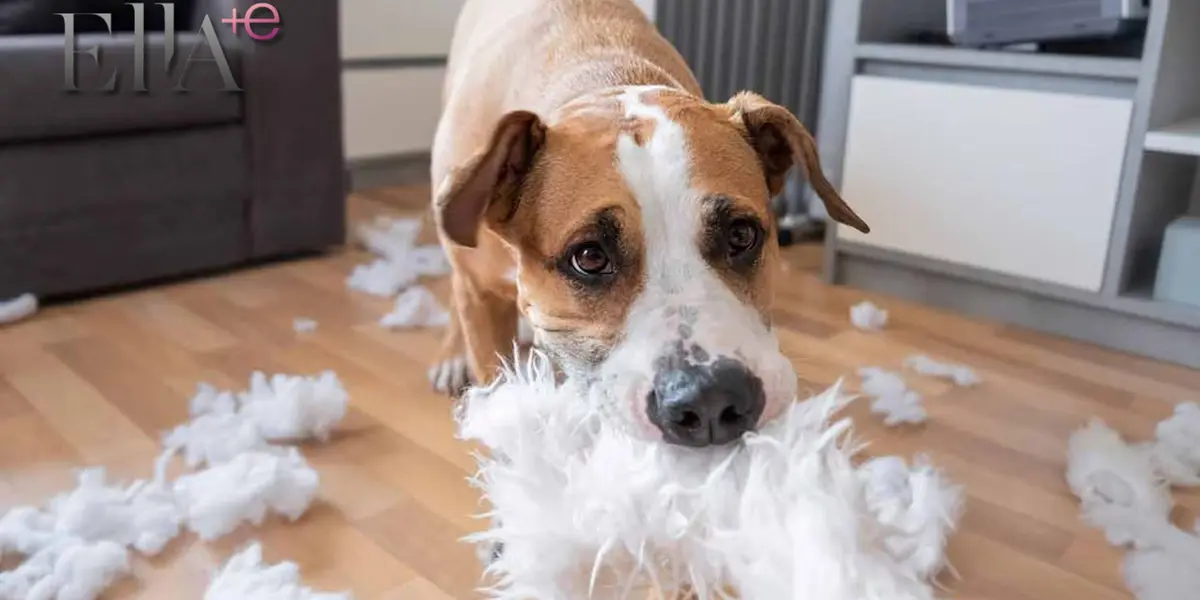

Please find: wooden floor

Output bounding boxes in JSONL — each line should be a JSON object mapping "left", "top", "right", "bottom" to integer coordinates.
{"left": 2, "top": 186, "right": 1198, "bottom": 599}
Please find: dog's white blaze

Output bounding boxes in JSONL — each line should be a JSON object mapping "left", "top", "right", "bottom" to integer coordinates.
{"left": 593, "top": 86, "right": 796, "bottom": 437}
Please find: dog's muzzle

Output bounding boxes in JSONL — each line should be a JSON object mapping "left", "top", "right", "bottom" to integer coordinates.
{"left": 646, "top": 357, "right": 765, "bottom": 447}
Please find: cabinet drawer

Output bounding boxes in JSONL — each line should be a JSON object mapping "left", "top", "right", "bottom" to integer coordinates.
{"left": 838, "top": 76, "right": 1133, "bottom": 292}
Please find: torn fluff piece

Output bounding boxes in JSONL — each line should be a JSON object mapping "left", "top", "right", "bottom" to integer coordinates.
{"left": 0, "top": 372, "right": 349, "bottom": 600}
{"left": 858, "top": 367, "right": 927, "bottom": 426}
{"left": 346, "top": 217, "right": 451, "bottom": 298}
{"left": 904, "top": 355, "right": 981, "bottom": 387}
{"left": 457, "top": 352, "right": 963, "bottom": 600}
{"left": 1066, "top": 418, "right": 1200, "bottom": 600}
{"left": 0, "top": 293, "right": 37, "bottom": 326}
{"left": 161, "top": 371, "right": 349, "bottom": 470}
{"left": 849, "top": 300, "right": 888, "bottom": 331}
{"left": 293, "top": 318, "right": 318, "bottom": 334}
{"left": 0, "top": 531, "right": 129, "bottom": 600}
{"left": 1145, "top": 402, "right": 1200, "bottom": 487}
{"left": 379, "top": 285, "right": 451, "bottom": 329}
{"left": 172, "top": 448, "right": 319, "bottom": 542}
{"left": 205, "top": 542, "right": 352, "bottom": 600}
{"left": 0, "top": 470, "right": 178, "bottom": 599}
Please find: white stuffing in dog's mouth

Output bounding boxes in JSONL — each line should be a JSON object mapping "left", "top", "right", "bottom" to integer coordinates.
{"left": 456, "top": 352, "right": 964, "bottom": 599}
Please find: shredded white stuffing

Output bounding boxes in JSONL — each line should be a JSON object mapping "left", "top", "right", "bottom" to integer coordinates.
{"left": 1123, "top": 539, "right": 1200, "bottom": 600}
{"left": 47, "top": 469, "right": 182, "bottom": 556}
{"left": 0, "top": 536, "right": 129, "bottom": 600}
{"left": 236, "top": 371, "right": 348, "bottom": 443}
{"left": 850, "top": 301, "right": 888, "bottom": 331}
{"left": 161, "top": 372, "right": 348, "bottom": 471}
{"left": 457, "top": 352, "right": 963, "bottom": 599}
{"left": 1146, "top": 402, "right": 1200, "bottom": 487}
{"left": 0, "top": 371, "right": 347, "bottom": 599}
{"left": 1065, "top": 416, "right": 1200, "bottom": 600}
{"left": 345, "top": 217, "right": 450, "bottom": 298}
{"left": 858, "top": 367, "right": 927, "bottom": 426}
{"left": 1070, "top": 420, "right": 1174, "bottom": 539}
{"left": 859, "top": 456, "right": 964, "bottom": 580}
{"left": 379, "top": 285, "right": 450, "bottom": 329}
{"left": 173, "top": 448, "right": 319, "bottom": 542}
{"left": 345, "top": 259, "right": 419, "bottom": 298}
{"left": 357, "top": 216, "right": 422, "bottom": 260}
{"left": 161, "top": 385, "right": 269, "bottom": 470}
{"left": 0, "top": 293, "right": 37, "bottom": 326}
{"left": 205, "top": 542, "right": 353, "bottom": 600}
{"left": 293, "top": 318, "right": 318, "bottom": 334}
{"left": 904, "top": 355, "right": 980, "bottom": 387}
{"left": 0, "top": 470, "right": 161, "bottom": 600}
{"left": 1066, "top": 419, "right": 1172, "bottom": 546}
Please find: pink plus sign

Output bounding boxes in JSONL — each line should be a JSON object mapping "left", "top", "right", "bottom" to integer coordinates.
{"left": 220, "top": 6, "right": 244, "bottom": 34}
{"left": 221, "top": 3, "right": 281, "bottom": 41}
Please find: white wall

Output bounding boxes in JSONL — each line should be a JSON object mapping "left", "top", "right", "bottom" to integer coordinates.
{"left": 340, "top": 0, "right": 465, "bottom": 161}
{"left": 340, "top": 0, "right": 463, "bottom": 59}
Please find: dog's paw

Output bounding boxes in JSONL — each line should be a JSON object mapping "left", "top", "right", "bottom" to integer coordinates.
{"left": 428, "top": 354, "right": 471, "bottom": 397}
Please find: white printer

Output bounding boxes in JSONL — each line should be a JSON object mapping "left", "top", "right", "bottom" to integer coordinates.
{"left": 947, "top": 0, "right": 1149, "bottom": 48}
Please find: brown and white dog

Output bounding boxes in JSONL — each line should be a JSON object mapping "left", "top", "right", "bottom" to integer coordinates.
{"left": 429, "top": 0, "right": 870, "bottom": 448}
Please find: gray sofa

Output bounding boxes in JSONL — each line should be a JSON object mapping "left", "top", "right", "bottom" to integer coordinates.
{"left": 0, "top": 0, "right": 346, "bottom": 300}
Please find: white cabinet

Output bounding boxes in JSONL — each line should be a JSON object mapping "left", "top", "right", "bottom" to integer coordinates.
{"left": 838, "top": 75, "right": 1133, "bottom": 292}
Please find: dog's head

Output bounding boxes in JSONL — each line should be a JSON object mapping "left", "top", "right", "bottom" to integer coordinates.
{"left": 437, "top": 86, "right": 868, "bottom": 447}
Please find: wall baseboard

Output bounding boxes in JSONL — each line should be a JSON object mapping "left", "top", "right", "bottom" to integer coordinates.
{"left": 342, "top": 56, "right": 448, "bottom": 70}
{"left": 346, "top": 152, "right": 432, "bottom": 192}
{"left": 832, "top": 248, "right": 1200, "bottom": 369}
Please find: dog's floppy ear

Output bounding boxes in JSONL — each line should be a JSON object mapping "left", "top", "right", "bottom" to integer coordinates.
{"left": 726, "top": 92, "right": 869, "bottom": 234}
{"left": 435, "top": 110, "right": 547, "bottom": 247}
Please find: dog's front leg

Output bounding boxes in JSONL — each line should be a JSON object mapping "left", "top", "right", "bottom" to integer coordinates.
{"left": 452, "top": 273, "right": 519, "bottom": 388}
{"left": 428, "top": 290, "right": 472, "bottom": 396}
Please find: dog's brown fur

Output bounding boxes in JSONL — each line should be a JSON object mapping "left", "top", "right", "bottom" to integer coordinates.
{"left": 428, "top": 0, "right": 867, "bottom": 393}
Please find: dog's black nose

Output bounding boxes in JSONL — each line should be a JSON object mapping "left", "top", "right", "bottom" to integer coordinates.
{"left": 647, "top": 358, "right": 765, "bottom": 447}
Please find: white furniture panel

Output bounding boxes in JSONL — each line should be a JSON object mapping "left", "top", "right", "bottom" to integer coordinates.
{"left": 340, "top": 0, "right": 466, "bottom": 59}
{"left": 342, "top": 68, "right": 444, "bottom": 160}
{"left": 633, "top": 0, "right": 656, "bottom": 20}
{"left": 1144, "top": 116, "right": 1200, "bottom": 156}
{"left": 838, "top": 76, "right": 1133, "bottom": 292}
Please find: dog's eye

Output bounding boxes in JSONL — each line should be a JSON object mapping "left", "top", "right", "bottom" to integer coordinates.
{"left": 727, "top": 219, "right": 760, "bottom": 256}
{"left": 571, "top": 243, "right": 612, "bottom": 276}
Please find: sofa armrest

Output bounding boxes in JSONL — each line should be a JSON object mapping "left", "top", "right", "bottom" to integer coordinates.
{"left": 214, "top": 0, "right": 347, "bottom": 258}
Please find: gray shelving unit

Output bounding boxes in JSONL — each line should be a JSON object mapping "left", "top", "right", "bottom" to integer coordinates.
{"left": 818, "top": 0, "right": 1200, "bottom": 369}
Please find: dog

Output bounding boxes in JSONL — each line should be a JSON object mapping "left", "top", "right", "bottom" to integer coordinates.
{"left": 429, "top": 0, "right": 869, "bottom": 448}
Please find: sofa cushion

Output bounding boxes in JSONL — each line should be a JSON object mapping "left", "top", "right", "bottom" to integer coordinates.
{"left": 0, "top": 32, "right": 242, "bottom": 143}
{"left": 0, "top": 126, "right": 250, "bottom": 299}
